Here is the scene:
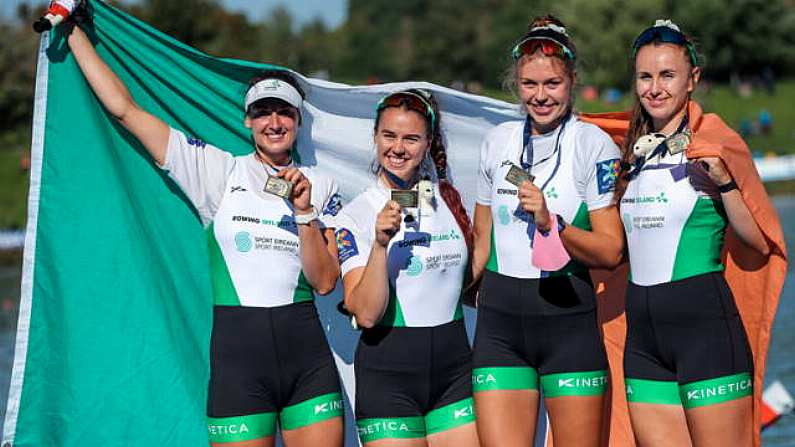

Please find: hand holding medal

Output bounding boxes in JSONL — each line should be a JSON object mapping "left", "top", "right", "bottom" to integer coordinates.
{"left": 512, "top": 167, "right": 551, "bottom": 231}
{"left": 505, "top": 163, "right": 569, "bottom": 270}
{"left": 375, "top": 201, "right": 402, "bottom": 247}
{"left": 270, "top": 167, "right": 313, "bottom": 213}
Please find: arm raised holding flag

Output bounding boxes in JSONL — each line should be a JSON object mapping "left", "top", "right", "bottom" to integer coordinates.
{"left": 59, "top": 7, "right": 346, "bottom": 447}
{"left": 67, "top": 23, "right": 170, "bottom": 165}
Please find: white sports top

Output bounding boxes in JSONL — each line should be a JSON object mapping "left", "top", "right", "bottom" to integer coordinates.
{"left": 162, "top": 128, "right": 341, "bottom": 307}
{"left": 621, "top": 149, "right": 727, "bottom": 286}
{"left": 335, "top": 179, "right": 468, "bottom": 327}
{"left": 476, "top": 115, "right": 620, "bottom": 278}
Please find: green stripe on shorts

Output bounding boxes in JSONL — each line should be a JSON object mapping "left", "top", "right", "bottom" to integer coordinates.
{"left": 625, "top": 378, "right": 681, "bottom": 405}
{"left": 207, "top": 412, "right": 277, "bottom": 443}
{"left": 540, "top": 370, "right": 608, "bottom": 398}
{"left": 356, "top": 416, "right": 425, "bottom": 443}
{"left": 425, "top": 397, "right": 476, "bottom": 435}
{"left": 280, "top": 392, "right": 344, "bottom": 431}
{"left": 679, "top": 373, "right": 752, "bottom": 409}
{"left": 472, "top": 366, "right": 538, "bottom": 392}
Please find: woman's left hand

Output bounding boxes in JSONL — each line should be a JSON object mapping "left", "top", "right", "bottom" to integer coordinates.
{"left": 696, "top": 157, "right": 732, "bottom": 187}
{"left": 278, "top": 168, "right": 312, "bottom": 213}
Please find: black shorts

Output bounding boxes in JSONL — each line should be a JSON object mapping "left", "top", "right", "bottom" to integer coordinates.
{"left": 624, "top": 272, "right": 753, "bottom": 408}
{"left": 354, "top": 319, "right": 475, "bottom": 442}
{"left": 472, "top": 270, "right": 608, "bottom": 397}
{"left": 206, "top": 302, "right": 343, "bottom": 443}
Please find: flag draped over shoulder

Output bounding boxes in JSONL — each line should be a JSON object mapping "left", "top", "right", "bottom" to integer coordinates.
{"left": 5, "top": 1, "right": 521, "bottom": 446}
{"left": 582, "top": 102, "right": 788, "bottom": 447}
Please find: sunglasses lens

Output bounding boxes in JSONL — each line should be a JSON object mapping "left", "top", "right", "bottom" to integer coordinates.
{"left": 634, "top": 27, "right": 686, "bottom": 49}
{"left": 380, "top": 93, "right": 431, "bottom": 119}
{"left": 515, "top": 39, "right": 568, "bottom": 60}
{"left": 542, "top": 41, "right": 562, "bottom": 57}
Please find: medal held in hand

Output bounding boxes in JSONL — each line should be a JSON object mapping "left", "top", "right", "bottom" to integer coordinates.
{"left": 264, "top": 174, "right": 293, "bottom": 198}
{"left": 391, "top": 189, "right": 419, "bottom": 208}
{"left": 505, "top": 164, "right": 535, "bottom": 187}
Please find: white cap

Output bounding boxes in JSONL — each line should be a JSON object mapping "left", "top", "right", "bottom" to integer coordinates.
{"left": 244, "top": 78, "right": 303, "bottom": 112}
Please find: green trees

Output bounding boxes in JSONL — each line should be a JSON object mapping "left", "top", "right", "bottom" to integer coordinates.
{"left": 0, "top": 6, "right": 40, "bottom": 150}
{"left": 338, "top": 0, "right": 795, "bottom": 88}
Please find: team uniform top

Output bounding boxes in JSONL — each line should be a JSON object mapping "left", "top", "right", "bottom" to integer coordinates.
{"left": 620, "top": 148, "right": 728, "bottom": 286}
{"left": 334, "top": 180, "right": 469, "bottom": 327}
{"left": 161, "top": 128, "right": 341, "bottom": 307}
{"left": 476, "top": 115, "right": 620, "bottom": 279}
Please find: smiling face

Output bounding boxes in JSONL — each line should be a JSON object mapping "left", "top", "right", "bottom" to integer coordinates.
{"left": 244, "top": 98, "right": 300, "bottom": 164}
{"left": 375, "top": 107, "right": 431, "bottom": 184}
{"left": 635, "top": 43, "right": 700, "bottom": 134}
{"left": 516, "top": 54, "right": 574, "bottom": 135}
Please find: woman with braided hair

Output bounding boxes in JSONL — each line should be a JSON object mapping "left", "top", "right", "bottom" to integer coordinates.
{"left": 334, "top": 89, "right": 480, "bottom": 446}
{"left": 470, "top": 15, "right": 624, "bottom": 447}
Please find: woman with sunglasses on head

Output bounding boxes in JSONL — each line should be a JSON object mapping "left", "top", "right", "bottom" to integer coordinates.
{"left": 470, "top": 15, "right": 625, "bottom": 447}
{"left": 334, "top": 89, "right": 479, "bottom": 447}
{"left": 617, "top": 20, "right": 770, "bottom": 447}
{"left": 65, "top": 22, "right": 344, "bottom": 447}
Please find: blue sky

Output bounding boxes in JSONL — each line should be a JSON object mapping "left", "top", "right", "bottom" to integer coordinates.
{"left": 2, "top": 0, "right": 347, "bottom": 28}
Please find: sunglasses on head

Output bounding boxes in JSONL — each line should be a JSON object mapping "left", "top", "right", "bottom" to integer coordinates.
{"left": 377, "top": 91, "right": 437, "bottom": 129}
{"left": 632, "top": 26, "right": 699, "bottom": 66}
{"left": 512, "top": 37, "right": 574, "bottom": 61}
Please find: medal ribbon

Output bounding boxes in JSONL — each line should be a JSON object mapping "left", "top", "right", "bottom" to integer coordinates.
{"left": 628, "top": 114, "right": 689, "bottom": 179}
{"left": 521, "top": 112, "right": 570, "bottom": 192}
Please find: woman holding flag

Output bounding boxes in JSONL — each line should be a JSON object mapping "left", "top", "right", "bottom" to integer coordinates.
{"left": 612, "top": 20, "right": 777, "bottom": 446}
{"left": 62, "top": 7, "right": 345, "bottom": 447}
{"left": 470, "top": 15, "right": 624, "bottom": 447}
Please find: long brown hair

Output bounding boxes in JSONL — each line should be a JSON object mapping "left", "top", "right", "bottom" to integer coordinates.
{"left": 373, "top": 90, "right": 474, "bottom": 253}
{"left": 617, "top": 35, "right": 701, "bottom": 201}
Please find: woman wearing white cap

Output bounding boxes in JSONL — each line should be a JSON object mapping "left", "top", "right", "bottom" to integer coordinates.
{"left": 66, "top": 24, "right": 344, "bottom": 447}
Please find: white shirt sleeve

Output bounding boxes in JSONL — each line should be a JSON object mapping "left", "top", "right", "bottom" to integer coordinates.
{"left": 308, "top": 170, "right": 342, "bottom": 229}
{"left": 575, "top": 124, "right": 622, "bottom": 211}
{"left": 160, "top": 128, "right": 235, "bottom": 225}
{"left": 334, "top": 201, "right": 375, "bottom": 277}
{"left": 476, "top": 131, "right": 495, "bottom": 206}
